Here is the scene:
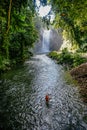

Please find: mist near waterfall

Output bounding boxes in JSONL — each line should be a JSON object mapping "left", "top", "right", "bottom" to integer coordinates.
{"left": 34, "top": 29, "right": 63, "bottom": 54}
{"left": 41, "top": 30, "right": 50, "bottom": 53}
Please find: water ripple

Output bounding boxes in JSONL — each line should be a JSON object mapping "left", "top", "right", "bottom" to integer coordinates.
{"left": 0, "top": 55, "right": 87, "bottom": 130}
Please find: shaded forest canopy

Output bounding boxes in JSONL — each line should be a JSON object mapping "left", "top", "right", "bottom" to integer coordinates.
{"left": 49, "top": 0, "right": 87, "bottom": 49}
{"left": 0, "top": 0, "right": 38, "bottom": 72}
{"left": 0, "top": 0, "right": 87, "bottom": 72}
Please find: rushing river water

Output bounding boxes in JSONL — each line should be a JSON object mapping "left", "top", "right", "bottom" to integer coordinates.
{"left": 0, "top": 55, "right": 87, "bottom": 130}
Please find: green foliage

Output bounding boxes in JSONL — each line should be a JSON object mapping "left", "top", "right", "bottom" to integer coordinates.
{"left": 0, "top": 55, "right": 10, "bottom": 72}
{"left": 77, "top": 43, "right": 87, "bottom": 52}
{"left": 48, "top": 51, "right": 59, "bottom": 60}
{"left": 64, "top": 71, "right": 77, "bottom": 85}
{"left": 0, "top": 0, "right": 38, "bottom": 72}
{"left": 49, "top": 48, "right": 87, "bottom": 69}
{"left": 57, "top": 48, "right": 73, "bottom": 65}
{"left": 49, "top": 0, "right": 87, "bottom": 48}
{"left": 72, "top": 53, "right": 87, "bottom": 67}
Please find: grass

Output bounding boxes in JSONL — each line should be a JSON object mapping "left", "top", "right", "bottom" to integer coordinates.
{"left": 64, "top": 71, "right": 78, "bottom": 85}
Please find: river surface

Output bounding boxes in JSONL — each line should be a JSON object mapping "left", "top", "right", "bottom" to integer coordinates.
{"left": 0, "top": 55, "right": 87, "bottom": 130}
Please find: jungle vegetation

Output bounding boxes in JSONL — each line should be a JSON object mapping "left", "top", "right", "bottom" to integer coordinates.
{"left": 49, "top": 0, "right": 87, "bottom": 51}
{"left": 0, "top": 0, "right": 38, "bottom": 72}
{"left": 48, "top": 0, "right": 87, "bottom": 68}
{"left": 0, "top": 0, "right": 87, "bottom": 72}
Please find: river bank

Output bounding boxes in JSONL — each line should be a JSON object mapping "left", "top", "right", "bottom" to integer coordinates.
{"left": 70, "top": 63, "right": 87, "bottom": 103}
{"left": 48, "top": 50, "right": 87, "bottom": 103}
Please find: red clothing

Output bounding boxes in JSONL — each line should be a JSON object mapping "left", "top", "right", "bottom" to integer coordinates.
{"left": 45, "top": 95, "right": 49, "bottom": 102}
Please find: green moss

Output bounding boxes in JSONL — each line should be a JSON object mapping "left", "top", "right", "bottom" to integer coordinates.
{"left": 64, "top": 71, "right": 78, "bottom": 85}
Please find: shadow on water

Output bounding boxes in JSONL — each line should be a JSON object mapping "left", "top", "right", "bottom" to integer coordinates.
{"left": 0, "top": 54, "right": 87, "bottom": 130}
{"left": 46, "top": 102, "right": 50, "bottom": 108}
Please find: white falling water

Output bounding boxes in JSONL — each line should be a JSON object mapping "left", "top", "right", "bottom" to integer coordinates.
{"left": 41, "top": 30, "right": 50, "bottom": 53}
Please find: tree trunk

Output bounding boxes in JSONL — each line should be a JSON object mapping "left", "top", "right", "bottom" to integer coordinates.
{"left": 6, "top": 0, "right": 12, "bottom": 34}
{"left": 3, "top": 0, "right": 12, "bottom": 59}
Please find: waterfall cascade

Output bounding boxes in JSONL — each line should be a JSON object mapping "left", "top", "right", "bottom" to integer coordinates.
{"left": 34, "top": 29, "right": 63, "bottom": 54}
{"left": 41, "top": 30, "right": 50, "bottom": 53}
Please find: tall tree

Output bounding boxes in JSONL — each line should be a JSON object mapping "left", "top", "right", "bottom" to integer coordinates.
{"left": 7, "top": 0, "right": 12, "bottom": 34}
{"left": 49, "top": 0, "right": 87, "bottom": 49}
{"left": 0, "top": 0, "right": 38, "bottom": 71}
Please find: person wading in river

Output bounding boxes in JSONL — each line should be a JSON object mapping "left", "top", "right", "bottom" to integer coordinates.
{"left": 45, "top": 94, "right": 49, "bottom": 101}
{"left": 45, "top": 94, "right": 50, "bottom": 106}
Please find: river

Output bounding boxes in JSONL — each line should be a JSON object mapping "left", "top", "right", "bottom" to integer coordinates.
{"left": 0, "top": 54, "right": 87, "bottom": 130}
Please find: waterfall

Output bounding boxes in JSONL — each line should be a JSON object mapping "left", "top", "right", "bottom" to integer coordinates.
{"left": 34, "top": 29, "right": 63, "bottom": 54}
{"left": 34, "top": 29, "right": 51, "bottom": 54}
{"left": 41, "top": 30, "right": 50, "bottom": 53}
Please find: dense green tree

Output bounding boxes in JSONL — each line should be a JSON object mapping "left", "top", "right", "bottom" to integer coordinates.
{"left": 0, "top": 0, "right": 38, "bottom": 71}
{"left": 49, "top": 0, "right": 87, "bottom": 50}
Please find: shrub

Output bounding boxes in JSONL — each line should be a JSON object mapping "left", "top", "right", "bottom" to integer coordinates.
{"left": 48, "top": 51, "right": 59, "bottom": 60}
{"left": 72, "top": 53, "right": 87, "bottom": 67}
{"left": 57, "top": 48, "right": 73, "bottom": 65}
{"left": 0, "top": 55, "right": 10, "bottom": 72}
{"left": 48, "top": 48, "right": 87, "bottom": 69}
